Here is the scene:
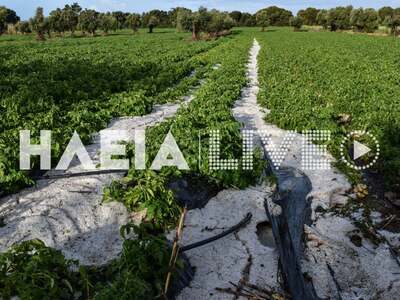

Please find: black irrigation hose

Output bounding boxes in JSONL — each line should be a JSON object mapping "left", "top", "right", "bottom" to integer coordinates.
{"left": 32, "top": 169, "right": 128, "bottom": 180}
{"left": 180, "top": 212, "right": 252, "bottom": 253}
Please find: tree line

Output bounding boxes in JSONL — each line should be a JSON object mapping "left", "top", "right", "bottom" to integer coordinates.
{"left": 0, "top": 3, "right": 257, "bottom": 39}
{"left": 1, "top": 4, "right": 400, "bottom": 40}
{"left": 255, "top": 6, "right": 400, "bottom": 34}
{"left": 314, "top": 6, "right": 400, "bottom": 34}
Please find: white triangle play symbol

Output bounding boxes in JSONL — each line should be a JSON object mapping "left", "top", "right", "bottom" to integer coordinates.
{"left": 353, "top": 141, "right": 371, "bottom": 160}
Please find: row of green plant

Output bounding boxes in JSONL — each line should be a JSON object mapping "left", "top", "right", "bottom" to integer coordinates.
{"left": 256, "top": 28, "right": 400, "bottom": 189}
{"left": 0, "top": 30, "right": 265, "bottom": 299}
{"left": 104, "top": 30, "right": 265, "bottom": 229}
{"left": 0, "top": 31, "right": 222, "bottom": 195}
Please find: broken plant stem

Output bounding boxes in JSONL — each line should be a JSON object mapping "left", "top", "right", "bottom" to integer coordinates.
{"left": 164, "top": 206, "right": 188, "bottom": 296}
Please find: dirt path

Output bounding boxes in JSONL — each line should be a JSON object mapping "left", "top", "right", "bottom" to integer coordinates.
{"left": 0, "top": 95, "right": 194, "bottom": 266}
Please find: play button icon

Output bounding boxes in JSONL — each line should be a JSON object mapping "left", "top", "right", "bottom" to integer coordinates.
{"left": 353, "top": 141, "right": 371, "bottom": 160}
{"left": 340, "top": 131, "right": 380, "bottom": 170}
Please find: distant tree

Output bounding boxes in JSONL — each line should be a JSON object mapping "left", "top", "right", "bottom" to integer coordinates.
{"left": 62, "top": 3, "right": 81, "bottom": 35}
{"left": 364, "top": 8, "right": 379, "bottom": 32}
{"left": 378, "top": 6, "right": 394, "bottom": 24}
{"left": 126, "top": 13, "right": 141, "bottom": 33}
{"left": 384, "top": 14, "right": 400, "bottom": 35}
{"left": 316, "top": 9, "right": 329, "bottom": 29}
{"left": 191, "top": 7, "right": 211, "bottom": 39}
{"left": 168, "top": 7, "right": 179, "bottom": 27}
{"left": 112, "top": 11, "right": 129, "bottom": 29}
{"left": 206, "top": 11, "right": 234, "bottom": 35}
{"left": 99, "top": 13, "right": 117, "bottom": 34}
{"left": 176, "top": 9, "right": 193, "bottom": 34}
{"left": 222, "top": 14, "right": 235, "bottom": 30}
{"left": 143, "top": 10, "right": 169, "bottom": 28}
{"left": 31, "top": 7, "right": 46, "bottom": 40}
{"left": 43, "top": 17, "right": 52, "bottom": 38}
{"left": 48, "top": 8, "right": 65, "bottom": 35}
{"left": 0, "top": 7, "right": 7, "bottom": 35}
{"left": 78, "top": 9, "right": 99, "bottom": 35}
{"left": 350, "top": 8, "right": 363, "bottom": 31}
{"left": 169, "top": 7, "right": 191, "bottom": 28}
{"left": 15, "top": 21, "right": 32, "bottom": 34}
{"left": 290, "top": 16, "right": 303, "bottom": 31}
{"left": 257, "top": 6, "right": 293, "bottom": 26}
{"left": 2, "top": 7, "right": 20, "bottom": 25}
{"left": 0, "top": 6, "right": 20, "bottom": 35}
{"left": 327, "top": 6, "right": 353, "bottom": 31}
{"left": 256, "top": 10, "right": 270, "bottom": 31}
{"left": 297, "top": 7, "right": 320, "bottom": 25}
{"left": 229, "top": 11, "right": 242, "bottom": 25}
{"left": 177, "top": 7, "right": 233, "bottom": 40}
{"left": 240, "top": 13, "right": 256, "bottom": 27}
{"left": 350, "top": 8, "right": 379, "bottom": 33}
{"left": 147, "top": 16, "right": 159, "bottom": 33}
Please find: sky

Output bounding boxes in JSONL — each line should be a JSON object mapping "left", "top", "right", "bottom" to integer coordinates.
{"left": 3, "top": 0, "right": 400, "bottom": 20}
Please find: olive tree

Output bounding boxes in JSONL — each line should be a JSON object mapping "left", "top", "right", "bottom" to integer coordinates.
{"left": 327, "top": 6, "right": 353, "bottom": 31}
{"left": 126, "top": 13, "right": 141, "bottom": 33}
{"left": 290, "top": 16, "right": 303, "bottom": 31}
{"left": 176, "top": 9, "right": 192, "bottom": 33}
{"left": 78, "top": 9, "right": 99, "bottom": 35}
{"left": 240, "top": 13, "right": 256, "bottom": 27}
{"left": 4, "top": 7, "right": 20, "bottom": 24}
{"left": 62, "top": 3, "right": 81, "bottom": 35}
{"left": 257, "top": 6, "right": 293, "bottom": 26}
{"left": 176, "top": 7, "right": 211, "bottom": 40}
{"left": 0, "top": 7, "right": 7, "bottom": 35}
{"left": 316, "top": 9, "right": 329, "bottom": 29}
{"left": 112, "top": 11, "right": 129, "bottom": 29}
{"left": 204, "top": 11, "right": 234, "bottom": 35}
{"left": 229, "top": 11, "right": 242, "bottom": 25}
{"left": 297, "top": 7, "right": 320, "bottom": 25}
{"left": 31, "top": 7, "right": 46, "bottom": 40}
{"left": 384, "top": 14, "right": 400, "bottom": 35}
{"left": 378, "top": 6, "right": 394, "bottom": 25}
{"left": 256, "top": 10, "right": 270, "bottom": 31}
{"left": 16, "top": 21, "right": 32, "bottom": 34}
{"left": 0, "top": 6, "right": 20, "bottom": 35}
{"left": 147, "top": 16, "right": 159, "bottom": 33}
{"left": 350, "top": 8, "right": 379, "bottom": 33}
{"left": 43, "top": 17, "right": 52, "bottom": 38}
{"left": 48, "top": 8, "right": 65, "bottom": 35}
{"left": 99, "top": 13, "right": 117, "bottom": 34}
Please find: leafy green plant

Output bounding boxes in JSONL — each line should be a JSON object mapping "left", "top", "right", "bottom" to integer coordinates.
{"left": 0, "top": 224, "right": 176, "bottom": 300}
{"left": 104, "top": 170, "right": 181, "bottom": 229}
{"left": 0, "top": 239, "right": 82, "bottom": 300}
{"left": 94, "top": 223, "right": 172, "bottom": 300}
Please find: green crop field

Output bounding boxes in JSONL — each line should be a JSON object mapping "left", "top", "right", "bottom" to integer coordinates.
{"left": 256, "top": 28, "right": 400, "bottom": 187}
{"left": 0, "top": 29, "right": 267, "bottom": 299}
{"left": 1, "top": 11, "right": 400, "bottom": 297}
{"left": 4, "top": 28, "right": 398, "bottom": 196}
{"left": 0, "top": 30, "right": 223, "bottom": 194}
